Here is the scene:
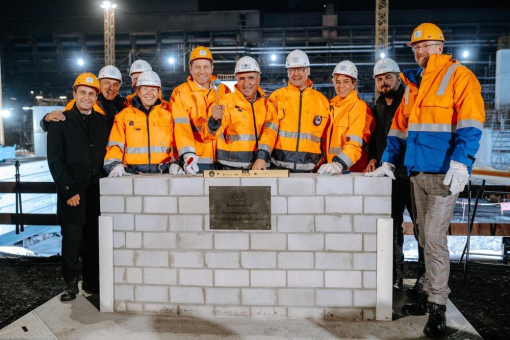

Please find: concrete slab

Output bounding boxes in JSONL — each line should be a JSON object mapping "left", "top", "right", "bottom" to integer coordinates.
{"left": 0, "top": 288, "right": 482, "bottom": 340}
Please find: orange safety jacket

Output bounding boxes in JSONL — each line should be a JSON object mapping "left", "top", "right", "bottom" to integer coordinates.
{"left": 383, "top": 54, "right": 485, "bottom": 173}
{"left": 266, "top": 79, "right": 331, "bottom": 172}
{"left": 169, "top": 75, "right": 231, "bottom": 165}
{"left": 202, "top": 86, "right": 278, "bottom": 169}
{"left": 64, "top": 99, "right": 105, "bottom": 114}
{"left": 104, "top": 96, "right": 176, "bottom": 174}
{"left": 326, "top": 90, "right": 374, "bottom": 172}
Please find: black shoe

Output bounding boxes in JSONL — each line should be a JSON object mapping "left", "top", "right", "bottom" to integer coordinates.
{"left": 423, "top": 302, "right": 446, "bottom": 338}
{"left": 402, "top": 293, "right": 428, "bottom": 316}
{"left": 60, "top": 277, "right": 79, "bottom": 302}
{"left": 406, "top": 278, "right": 424, "bottom": 300}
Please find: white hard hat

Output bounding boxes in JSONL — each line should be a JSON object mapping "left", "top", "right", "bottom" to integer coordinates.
{"left": 373, "top": 58, "right": 400, "bottom": 78}
{"left": 98, "top": 65, "right": 122, "bottom": 83}
{"left": 235, "top": 56, "right": 261, "bottom": 74}
{"left": 332, "top": 60, "right": 358, "bottom": 80}
{"left": 285, "top": 49, "right": 310, "bottom": 69}
{"left": 136, "top": 71, "right": 161, "bottom": 88}
{"left": 130, "top": 59, "right": 152, "bottom": 76}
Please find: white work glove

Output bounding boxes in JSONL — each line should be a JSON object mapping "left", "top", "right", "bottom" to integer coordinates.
{"left": 169, "top": 163, "right": 185, "bottom": 175}
{"left": 443, "top": 160, "right": 469, "bottom": 195}
{"left": 108, "top": 164, "right": 130, "bottom": 177}
{"left": 318, "top": 162, "right": 343, "bottom": 175}
{"left": 364, "top": 162, "right": 396, "bottom": 180}
{"left": 183, "top": 154, "right": 200, "bottom": 175}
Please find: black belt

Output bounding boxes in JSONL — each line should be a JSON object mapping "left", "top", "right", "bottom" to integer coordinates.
{"left": 409, "top": 171, "right": 441, "bottom": 176}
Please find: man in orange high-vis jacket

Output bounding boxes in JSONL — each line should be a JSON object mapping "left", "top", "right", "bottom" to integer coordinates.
{"left": 255, "top": 49, "right": 330, "bottom": 173}
{"left": 366, "top": 23, "right": 485, "bottom": 339}
{"left": 204, "top": 57, "right": 278, "bottom": 169}
{"left": 318, "top": 60, "right": 373, "bottom": 175}
{"left": 169, "top": 46, "right": 231, "bottom": 174}
{"left": 104, "top": 71, "right": 182, "bottom": 176}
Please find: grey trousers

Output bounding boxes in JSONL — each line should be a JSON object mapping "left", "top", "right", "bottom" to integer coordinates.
{"left": 410, "top": 173, "right": 458, "bottom": 305}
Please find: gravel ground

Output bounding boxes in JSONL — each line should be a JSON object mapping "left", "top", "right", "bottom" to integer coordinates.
{"left": 1, "top": 257, "right": 509, "bottom": 339}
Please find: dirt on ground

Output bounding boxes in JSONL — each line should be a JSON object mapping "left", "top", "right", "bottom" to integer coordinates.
{"left": 1, "top": 258, "right": 509, "bottom": 339}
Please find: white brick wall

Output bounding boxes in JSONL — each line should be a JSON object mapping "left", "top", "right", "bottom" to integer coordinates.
{"left": 134, "top": 177, "right": 168, "bottom": 196}
{"left": 179, "top": 269, "right": 213, "bottom": 286}
{"left": 278, "top": 177, "right": 315, "bottom": 196}
{"left": 354, "top": 176, "right": 392, "bottom": 196}
{"left": 215, "top": 270, "right": 249, "bottom": 287}
{"left": 278, "top": 252, "right": 314, "bottom": 269}
{"left": 287, "top": 271, "right": 324, "bottom": 287}
{"left": 136, "top": 215, "right": 168, "bottom": 232}
{"left": 178, "top": 233, "right": 213, "bottom": 250}
{"left": 169, "top": 287, "right": 204, "bottom": 304}
{"left": 241, "top": 252, "right": 276, "bottom": 268}
{"left": 214, "top": 233, "right": 249, "bottom": 250}
{"left": 251, "top": 270, "right": 286, "bottom": 287}
{"left": 316, "top": 176, "right": 353, "bottom": 195}
{"left": 325, "top": 234, "right": 362, "bottom": 251}
{"left": 171, "top": 252, "right": 204, "bottom": 268}
{"left": 287, "top": 197, "right": 324, "bottom": 214}
{"left": 169, "top": 177, "right": 204, "bottom": 196}
{"left": 251, "top": 234, "right": 286, "bottom": 250}
{"left": 205, "top": 252, "right": 240, "bottom": 268}
{"left": 277, "top": 215, "right": 314, "bottom": 232}
{"left": 102, "top": 174, "right": 392, "bottom": 321}
{"left": 242, "top": 289, "right": 277, "bottom": 305}
{"left": 205, "top": 288, "right": 240, "bottom": 305}
{"left": 143, "top": 197, "right": 178, "bottom": 213}
{"left": 100, "top": 196, "right": 125, "bottom": 213}
{"left": 288, "top": 234, "right": 324, "bottom": 251}
{"left": 143, "top": 233, "right": 177, "bottom": 249}
{"left": 100, "top": 177, "right": 133, "bottom": 195}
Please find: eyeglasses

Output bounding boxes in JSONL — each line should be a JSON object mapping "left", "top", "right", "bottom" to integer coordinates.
{"left": 288, "top": 68, "right": 307, "bottom": 75}
{"left": 411, "top": 43, "right": 441, "bottom": 53}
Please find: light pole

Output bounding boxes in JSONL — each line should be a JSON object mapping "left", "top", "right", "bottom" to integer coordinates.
{"left": 101, "top": 1, "right": 117, "bottom": 66}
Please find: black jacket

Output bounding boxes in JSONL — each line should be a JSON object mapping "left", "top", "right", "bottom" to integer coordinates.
{"left": 47, "top": 104, "right": 109, "bottom": 224}
{"left": 368, "top": 83, "right": 407, "bottom": 179}
{"left": 40, "top": 94, "right": 126, "bottom": 132}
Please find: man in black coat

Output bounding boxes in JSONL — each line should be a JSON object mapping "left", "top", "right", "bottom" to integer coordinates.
{"left": 47, "top": 73, "right": 109, "bottom": 301}
{"left": 40, "top": 65, "right": 125, "bottom": 132}
{"left": 365, "top": 58, "right": 424, "bottom": 290}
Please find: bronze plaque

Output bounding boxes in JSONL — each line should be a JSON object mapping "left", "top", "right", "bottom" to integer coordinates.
{"left": 209, "top": 186, "right": 271, "bottom": 230}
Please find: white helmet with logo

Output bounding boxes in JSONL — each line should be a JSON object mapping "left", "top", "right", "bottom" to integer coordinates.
{"left": 332, "top": 60, "right": 358, "bottom": 80}
{"left": 285, "top": 49, "right": 310, "bottom": 69}
{"left": 98, "top": 65, "right": 122, "bottom": 83}
{"left": 235, "top": 56, "right": 261, "bottom": 74}
{"left": 373, "top": 58, "right": 400, "bottom": 78}
{"left": 136, "top": 71, "right": 161, "bottom": 88}
{"left": 129, "top": 59, "right": 152, "bottom": 76}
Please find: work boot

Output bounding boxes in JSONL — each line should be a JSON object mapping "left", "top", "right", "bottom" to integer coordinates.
{"left": 402, "top": 292, "right": 428, "bottom": 316}
{"left": 406, "top": 277, "right": 424, "bottom": 299}
{"left": 60, "top": 277, "right": 79, "bottom": 302}
{"left": 423, "top": 302, "right": 447, "bottom": 338}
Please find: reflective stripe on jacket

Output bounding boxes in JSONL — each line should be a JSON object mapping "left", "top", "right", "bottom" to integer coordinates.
{"left": 203, "top": 86, "right": 278, "bottom": 169}
{"left": 382, "top": 54, "right": 485, "bottom": 173}
{"left": 267, "top": 79, "right": 330, "bottom": 172}
{"left": 326, "top": 90, "right": 374, "bottom": 171}
{"left": 169, "top": 75, "right": 231, "bottom": 164}
{"left": 104, "top": 96, "right": 175, "bottom": 173}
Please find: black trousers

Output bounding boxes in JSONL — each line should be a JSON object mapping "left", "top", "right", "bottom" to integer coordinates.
{"left": 60, "top": 183, "right": 100, "bottom": 285}
{"left": 392, "top": 177, "right": 425, "bottom": 283}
